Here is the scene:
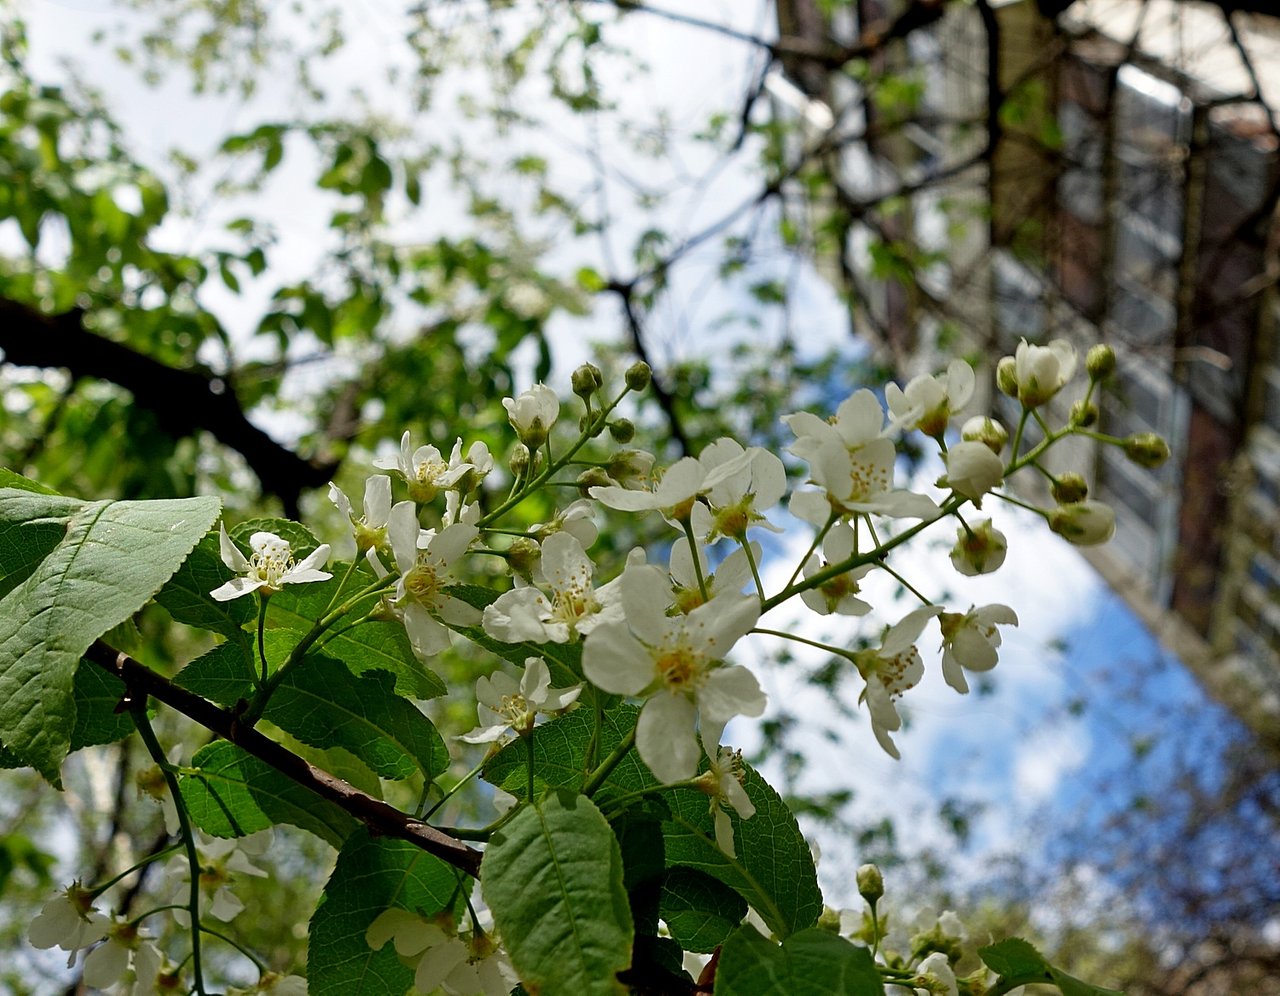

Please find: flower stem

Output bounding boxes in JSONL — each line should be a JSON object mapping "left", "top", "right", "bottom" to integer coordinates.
{"left": 752, "top": 627, "right": 856, "bottom": 661}
{"left": 129, "top": 701, "right": 208, "bottom": 996}
{"left": 583, "top": 726, "right": 638, "bottom": 798}
{"left": 256, "top": 595, "right": 269, "bottom": 687}
{"left": 423, "top": 758, "right": 488, "bottom": 821}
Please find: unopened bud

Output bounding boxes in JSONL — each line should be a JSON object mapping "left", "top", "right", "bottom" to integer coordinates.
{"left": 1069, "top": 400, "right": 1099, "bottom": 427}
{"left": 1124, "top": 432, "right": 1170, "bottom": 469}
{"left": 575, "top": 467, "right": 613, "bottom": 497}
{"left": 950, "top": 519, "right": 1007, "bottom": 577}
{"left": 571, "top": 362, "right": 604, "bottom": 399}
{"left": 607, "top": 448, "right": 655, "bottom": 486}
{"left": 608, "top": 418, "right": 635, "bottom": 443}
{"left": 506, "top": 537, "right": 540, "bottom": 583}
{"left": 624, "top": 361, "right": 652, "bottom": 392}
{"left": 1048, "top": 500, "right": 1116, "bottom": 546}
{"left": 996, "top": 356, "right": 1018, "bottom": 398}
{"left": 1051, "top": 472, "right": 1089, "bottom": 504}
{"left": 509, "top": 443, "right": 531, "bottom": 477}
{"left": 1086, "top": 343, "right": 1116, "bottom": 380}
{"left": 960, "top": 415, "right": 1008, "bottom": 455}
{"left": 817, "top": 907, "right": 843, "bottom": 934}
{"left": 856, "top": 863, "right": 884, "bottom": 904}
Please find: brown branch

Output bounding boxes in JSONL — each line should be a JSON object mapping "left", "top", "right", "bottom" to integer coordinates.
{"left": 84, "top": 640, "right": 483, "bottom": 878}
{"left": 0, "top": 298, "right": 337, "bottom": 517}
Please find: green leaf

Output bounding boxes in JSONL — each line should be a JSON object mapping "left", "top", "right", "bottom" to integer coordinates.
{"left": 266, "top": 649, "right": 450, "bottom": 781}
{"left": 715, "top": 926, "right": 884, "bottom": 995}
{"left": 69, "top": 661, "right": 133, "bottom": 751}
{"left": 0, "top": 490, "right": 219, "bottom": 784}
{"left": 0, "top": 468, "right": 57, "bottom": 494}
{"left": 270, "top": 562, "right": 445, "bottom": 699}
{"left": 155, "top": 529, "right": 254, "bottom": 639}
{"left": 179, "top": 741, "right": 356, "bottom": 847}
{"left": 483, "top": 791, "right": 634, "bottom": 996}
{"left": 483, "top": 705, "right": 821, "bottom": 939}
{"left": 659, "top": 867, "right": 746, "bottom": 954}
{"left": 174, "top": 641, "right": 257, "bottom": 708}
{"left": 977, "top": 938, "right": 1125, "bottom": 996}
{"left": 310, "top": 828, "right": 461, "bottom": 996}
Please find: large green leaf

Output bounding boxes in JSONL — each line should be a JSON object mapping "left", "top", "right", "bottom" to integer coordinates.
{"left": 69, "top": 660, "right": 133, "bottom": 752}
{"left": 179, "top": 741, "right": 356, "bottom": 847}
{"left": 177, "top": 634, "right": 450, "bottom": 781}
{"left": 714, "top": 927, "right": 884, "bottom": 995}
{"left": 310, "top": 828, "right": 462, "bottom": 996}
{"left": 483, "top": 790, "right": 634, "bottom": 996}
{"left": 154, "top": 528, "right": 254, "bottom": 639}
{"left": 0, "top": 489, "right": 219, "bottom": 784}
{"left": 659, "top": 868, "right": 746, "bottom": 954}
{"left": 979, "top": 938, "right": 1126, "bottom": 996}
{"left": 269, "top": 561, "right": 446, "bottom": 699}
{"left": 483, "top": 704, "right": 821, "bottom": 940}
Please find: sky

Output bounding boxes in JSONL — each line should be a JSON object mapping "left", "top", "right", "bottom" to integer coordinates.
{"left": 11, "top": 0, "right": 1252, "bottom": 941}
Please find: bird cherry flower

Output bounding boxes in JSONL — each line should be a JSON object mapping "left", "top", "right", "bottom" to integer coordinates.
{"left": 1048, "top": 499, "right": 1116, "bottom": 546}
{"left": 1013, "top": 338, "right": 1077, "bottom": 408}
{"left": 688, "top": 438, "right": 786, "bottom": 541}
{"left": 939, "top": 441, "right": 1004, "bottom": 504}
{"left": 799, "top": 522, "right": 874, "bottom": 617}
{"left": 785, "top": 390, "right": 940, "bottom": 524}
{"left": 529, "top": 497, "right": 599, "bottom": 551}
{"left": 329, "top": 474, "right": 393, "bottom": 553}
{"left": 590, "top": 443, "right": 754, "bottom": 524}
{"left": 482, "top": 532, "right": 627, "bottom": 644}
{"left": 582, "top": 563, "right": 764, "bottom": 783}
{"left": 949, "top": 519, "right": 1007, "bottom": 577}
{"left": 458, "top": 657, "right": 582, "bottom": 743}
{"left": 938, "top": 604, "right": 1019, "bottom": 694}
{"left": 227, "top": 971, "right": 309, "bottom": 996}
{"left": 855, "top": 606, "right": 943, "bottom": 759}
{"left": 209, "top": 526, "right": 332, "bottom": 602}
{"left": 28, "top": 881, "right": 109, "bottom": 957}
{"left": 886, "top": 358, "right": 976, "bottom": 438}
{"left": 82, "top": 920, "right": 161, "bottom": 992}
{"left": 693, "top": 724, "right": 756, "bottom": 858}
{"left": 167, "top": 835, "right": 269, "bottom": 927}
{"left": 366, "top": 908, "right": 516, "bottom": 996}
{"left": 503, "top": 383, "right": 560, "bottom": 450}
{"left": 914, "top": 951, "right": 960, "bottom": 996}
{"left": 668, "top": 540, "right": 757, "bottom": 614}
{"left": 384, "top": 501, "right": 481, "bottom": 658}
{"left": 377, "top": 431, "right": 479, "bottom": 504}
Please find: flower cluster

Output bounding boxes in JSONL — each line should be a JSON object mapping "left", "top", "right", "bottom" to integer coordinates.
{"left": 366, "top": 908, "right": 516, "bottom": 996}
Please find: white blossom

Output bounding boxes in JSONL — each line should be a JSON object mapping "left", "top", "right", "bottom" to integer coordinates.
{"left": 949, "top": 519, "right": 1007, "bottom": 577}
{"left": 329, "top": 475, "right": 392, "bottom": 553}
{"left": 590, "top": 443, "right": 753, "bottom": 522}
{"left": 914, "top": 952, "right": 959, "bottom": 996}
{"left": 855, "top": 606, "right": 943, "bottom": 759}
{"left": 799, "top": 523, "right": 874, "bottom": 617}
{"left": 459, "top": 657, "right": 582, "bottom": 743}
{"left": 210, "top": 526, "right": 332, "bottom": 602}
{"left": 938, "top": 604, "right": 1019, "bottom": 693}
{"left": 583, "top": 563, "right": 764, "bottom": 783}
{"left": 168, "top": 835, "right": 268, "bottom": 926}
{"left": 482, "top": 532, "right": 621, "bottom": 644}
{"left": 1013, "top": 338, "right": 1077, "bottom": 408}
{"left": 376, "top": 431, "right": 478, "bottom": 504}
{"left": 785, "top": 391, "right": 939, "bottom": 523}
{"left": 886, "top": 359, "right": 975, "bottom": 437}
{"left": 366, "top": 909, "right": 516, "bottom": 996}
{"left": 669, "top": 540, "right": 757, "bottom": 614}
{"left": 689, "top": 438, "right": 787, "bottom": 540}
{"left": 503, "top": 384, "right": 560, "bottom": 448}
{"left": 1048, "top": 500, "right": 1116, "bottom": 546}
{"left": 695, "top": 724, "right": 756, "bottom": 858}
{"left": 940, "top": 441, "right": 1004, "bottom": 504}
{"left": 385, "top": 501, "right": 481, "bottom": 657}
{"left": 28, "top": 883, "right": 109, "bottom": 955}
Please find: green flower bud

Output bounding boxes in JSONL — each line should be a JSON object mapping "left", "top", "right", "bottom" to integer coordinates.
{"left": 856, "top": 863, "right": 884, "bottom": 904}
{"left": 996, "top": 356, "right": 1018, "bottom": 398}
{"left": 624, "top": 361, "right": 652, "bottom": 392}
{"left": 506, "top": 536, "right": 541, "bottom": 583}
{"left": 960, "top": 415, "right": 1008, "bottom": 455}
{"left": 1069, "top": 400, "right": 1099, "bottom": 427}
{"left": 571, "top": 362, "right": 603, "bottom": 399}
{"left": 607, "top": 418, "right": 635, "bottom": 443}
{"left": 1086, "top": 343, "right": 1116, "bottom": 380}
{"left": 509, "top": 443, "right": 531, "bottom": 477}
{"left": 1048, "top": 500, "right": 1116, "bottom": 545}
{"left": 575, "top": 466, "right": 613, "bottom": 497}
{"left": 817, "top": 907, "right": 843, "bottom": 934}
{"left": 1051, "top": 472, "right": 1089, "bottom": 504}
{"left": 1124, "top": 432, "right": 1171, "bottom": 469}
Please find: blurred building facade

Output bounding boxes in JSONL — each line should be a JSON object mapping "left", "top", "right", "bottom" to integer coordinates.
{"left": 773, "top": 0, "right": 1280, "bottom": 744}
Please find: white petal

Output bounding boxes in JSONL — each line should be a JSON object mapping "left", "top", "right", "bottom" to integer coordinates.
{"left": 387, "top": 501, "right": 420, "bottom": 572}
{"left": 218, "top": 523, "right": 250, "bottom": 572}
{"left": 583, "top": 622, "right": 655, "bottom": 696}
{"left": 210, "top": 577, "right": 265, "bottom": 602}
{"left": 364, "top": 475, "right": 393, "bottom": 525}
{"left": 698, "top": 666, "right": 767, "bottom": 724}
{"left": 428, "top": 522, "right": 479, "bottom": 566}
{"left": 328, "top": 483, "right": 353, "bottom": 521}
{"left": 620, "top": 564, "right": 674, "bottom": 647}
{"left": 637, "top": 693, "right": 700, "bottom": 782}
